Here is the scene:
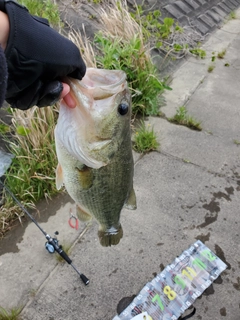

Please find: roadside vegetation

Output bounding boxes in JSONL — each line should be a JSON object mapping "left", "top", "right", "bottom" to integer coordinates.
{"left": 217, "top": 49, "right": 226, "bottom": 59}
{"left": 133, "top": 121, "right": 159, "bottom": 153}
{"left": 233, "top": 139, "right": 240, "bottom": 145}
{"left": 0, "top": 306, "right": 22, "bottom": 320}
{"left": 0, "top": 0, "right": 206, "bottom": 236}
{"left": 18, "top": 0, "right": 61, "bottom": 27}
{"left": 168, "top": 106, "right": 202, "bottom": 131}
{"left": 228, "top": 11, "right": 237, "bottom": 20}
{"left": 208, "top": 64, "right": 215, "bottom": 73}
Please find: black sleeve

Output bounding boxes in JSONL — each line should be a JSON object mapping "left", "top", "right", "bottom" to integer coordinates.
{"left": 0, "top": 45, "right": 8, "bottom": 108}
{"left": 1, "top": 0, "right": 86, "bottom": 109}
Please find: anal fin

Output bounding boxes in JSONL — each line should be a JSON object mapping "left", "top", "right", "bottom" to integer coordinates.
{"left": 124, "top": 188, "right": 137, "bottom": 210}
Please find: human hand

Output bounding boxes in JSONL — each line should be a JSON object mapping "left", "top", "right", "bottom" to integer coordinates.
{"left": 1, "top": 0, "right": 86, "bottom": 110}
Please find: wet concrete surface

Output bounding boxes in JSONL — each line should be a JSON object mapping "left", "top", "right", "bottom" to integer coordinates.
{"left": 0, "top": 192, "right": 72, "bottom": 255}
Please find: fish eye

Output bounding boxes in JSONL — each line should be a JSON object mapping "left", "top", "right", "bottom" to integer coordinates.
{"left": 118, "top": 103, "right": 129, "bottom": 116}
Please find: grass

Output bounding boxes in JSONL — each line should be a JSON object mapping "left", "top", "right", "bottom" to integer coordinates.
{"left": 189, "top": 48, "right": 206, "bottom": 59}
{"left": 168, "top": 106, "right": 202, "bottom": 131}
{"left": 0, "top": 123, "right": 10, "bottom": 134}
{"left": 0, "top": 106, "right": 59, "bottom": 237}
{"left": 208, "top": 64, "right": 215, "bottom": 73}
{"left": 94, "top": 1, "right": 171, "bottom": 116}
{"left": 0, "top": 306, "right": 22, "bottom": 320}
{"left": 228, "top": 11, "right": 237, "bottom": 20}
{"left": 133, "top": 121, "right": 159, "bottom": 153}
{"left": 129, "top": 3, "right": 204, "bottom": 62}
{"left": 88, "top": 0, "right": 102, "bottom": 3}
{"left": 233, "top": 139, "right": 240, "bottom": 145}
{"left": 130, "top": 6, "right": 176, "bottom": 41}
{"left": 95, "top": 33, "right": 170, "bottom": 116}
{"left": 4, "top": 107, "right": 58, "bottom": 204}
{"left": 217, "top": 49, "right": 226, "bottom": 59}
{"left": 18, "top": 0, "right": 62, "bottom": 28}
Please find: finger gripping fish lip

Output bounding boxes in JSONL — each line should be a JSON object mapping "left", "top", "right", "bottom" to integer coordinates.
{"left": 98, "top": 224, "right": 123, "bottom": 247}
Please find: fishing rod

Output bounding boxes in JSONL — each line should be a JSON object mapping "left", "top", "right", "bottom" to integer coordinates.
{"left": 0, "top": 179, "right": 89, "bottom": 285}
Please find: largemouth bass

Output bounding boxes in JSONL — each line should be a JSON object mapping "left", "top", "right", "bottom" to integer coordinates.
{"left": 54, "top": 68, "right": 136, "bottom": 247}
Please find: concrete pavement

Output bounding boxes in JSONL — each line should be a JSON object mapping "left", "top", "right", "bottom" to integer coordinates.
{"left": 1, "top": 9, "right": 240, "bottom": 320}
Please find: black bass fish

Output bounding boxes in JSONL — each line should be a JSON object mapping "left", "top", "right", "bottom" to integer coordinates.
{"left": 54, "top": 68, "right": 136, "bottom": 247}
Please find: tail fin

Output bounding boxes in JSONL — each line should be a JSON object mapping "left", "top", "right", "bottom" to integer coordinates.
{"left": 98, "top": 224, "right": 123, "bottom": 247}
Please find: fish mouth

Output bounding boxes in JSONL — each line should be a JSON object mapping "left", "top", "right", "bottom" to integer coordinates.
{"left": 98, "top": 225, "right": 123, "bottom": 247}
{"left": 77, "top": 68, "right": 126, "bottom": 90}
{"left": 65, "top": 68, "right": 127, "bottom": 100}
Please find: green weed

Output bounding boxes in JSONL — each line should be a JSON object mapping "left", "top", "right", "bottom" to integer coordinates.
{"left": 95, "top": 32, "right": 170, "bottom": 116}
{"left": 130, "top": 6, "right": 182, "bottom": 42}
{"left": 91, "top": 0, "right": 102, "bottom": 4}
{"left": 28, "top": 289, "right": 37, "bottom": 298}
{"left": 208, "top": 64, "right": 215, "bottom": 73}
{"left": 0, "top": 123, "right": 10, "bottom": 134}
{"left": 228, "top": 11, "right": 237, "bottom": 20}
{"left": 94, "top": 1, "right": 172, "bottom": 116}
{"left": 233, "top": 139, "right": 240, "bottom": 145}
{"left": 133, "top": 121, "right": 159, "bottom": 153}
{"left": 19, "top": 0, "right": 61, "bottom": 27}
{"left": 217, "top": 49, "right": 226, "bottom": 59}
{"left": 0, "top": 306, "right": 22, "bottom": 320}
{"left": 168, "top": 106, "right": 202, "bottom": 130}
{"left": 211, "top": 53, "right": 216, "bottom": 62}
{"left": 189, "top": 48, "right": 206, "bottom": 59}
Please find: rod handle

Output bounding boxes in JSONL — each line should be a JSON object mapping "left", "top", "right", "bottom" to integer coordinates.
{"left": 80, "top": 274, "right": 90, "bottom": 285}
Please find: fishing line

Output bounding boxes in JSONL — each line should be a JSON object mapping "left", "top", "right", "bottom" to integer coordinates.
{"left": 0, "top": 179, "right": 89, "bottom": 285}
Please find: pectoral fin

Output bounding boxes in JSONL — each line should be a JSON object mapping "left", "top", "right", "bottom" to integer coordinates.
{"left": 124, "top": 188, "right": 137, "bottom": 210}
{"left": 56, "top": 163, "right": 64, "bottom": 190}
{"left": 76, "top": 165, "right": 94, "bottom": 189}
